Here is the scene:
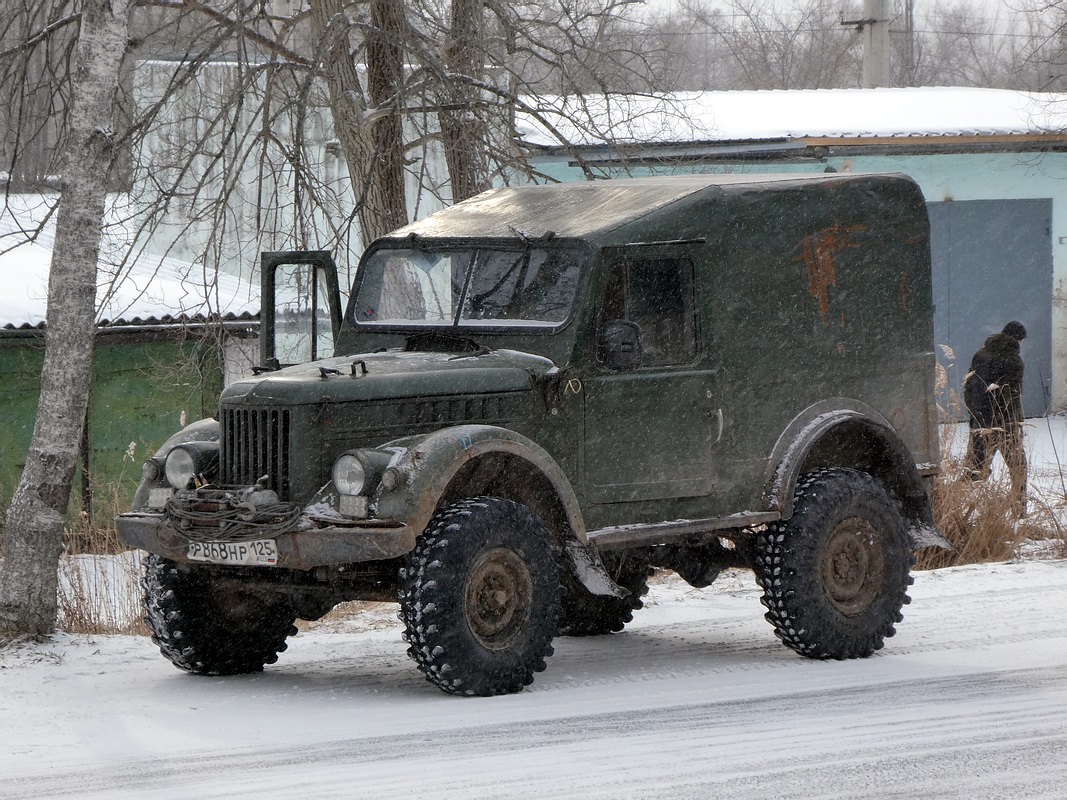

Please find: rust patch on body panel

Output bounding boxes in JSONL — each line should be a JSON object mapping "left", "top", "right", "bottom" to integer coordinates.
{"left": 801, "top": 225, "right": 864, "bottom": 323}
{"left": 899, "top": 270, "right": 911, "bottom": 316}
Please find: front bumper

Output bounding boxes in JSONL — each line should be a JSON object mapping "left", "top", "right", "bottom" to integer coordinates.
{"left": 116, "top": 512, "right": 417, "bottom": 570}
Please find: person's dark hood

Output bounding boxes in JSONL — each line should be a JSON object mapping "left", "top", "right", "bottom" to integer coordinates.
{"left": 982, "top": 332, "right": 1021, "bottom": 359}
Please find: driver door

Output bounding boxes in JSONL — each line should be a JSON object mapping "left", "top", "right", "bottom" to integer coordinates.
{"left": 583, "top": 248, "right": 718, "bottom": 504}
{"left": 261, "top": 251, "right": 342, "bottom": 367}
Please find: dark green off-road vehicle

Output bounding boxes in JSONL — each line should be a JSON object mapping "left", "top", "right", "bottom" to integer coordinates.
{"left": 118, "top": 173, "right": 945, "bottom": 696}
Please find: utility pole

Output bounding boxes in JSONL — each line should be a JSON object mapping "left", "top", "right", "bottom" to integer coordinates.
{"left": 842, "top": 0, "right": 891, "bottom": 88}
{"left": 903, "top": 0, "right": 915, "bottom": 85}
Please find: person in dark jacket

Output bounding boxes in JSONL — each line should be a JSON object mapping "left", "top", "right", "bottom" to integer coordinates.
{"left": 963, "top": 320, "right": 1027, "bottom": 515}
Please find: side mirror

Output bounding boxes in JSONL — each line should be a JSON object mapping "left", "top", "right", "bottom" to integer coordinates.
{"left": 598, "top": 319, "right": 643, "bottom": 371}
{"left": 261, "top": 251, "right": 342, "bottom": 368}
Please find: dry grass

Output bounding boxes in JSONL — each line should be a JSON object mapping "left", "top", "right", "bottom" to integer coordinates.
{"left": 65, "top": 478, "right": 133, "bottom": 556}
{"left": 918, "top": 366, "right": 1067, "bottom": 568}
{"left": 57, "top": 524, "right": 147, "bottom": 636}
{"left": 918, "top": 451, "right": 1065, "bottom": 569}
{"left": 54, "top": 469, "right": 147, "bottom": 635}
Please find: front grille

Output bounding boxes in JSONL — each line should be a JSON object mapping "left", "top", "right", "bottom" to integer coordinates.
{"left": 221, "top": 407, "right": 291, "bottom": 498}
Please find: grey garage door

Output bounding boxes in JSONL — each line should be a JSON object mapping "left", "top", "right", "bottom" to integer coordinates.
{"left": 928, "top": 199, "right": 1052, "bottom": 419}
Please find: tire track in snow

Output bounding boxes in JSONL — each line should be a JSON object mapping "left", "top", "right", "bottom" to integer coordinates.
{"left": 5, "top": 666, "right": 1066, "bottom": 799}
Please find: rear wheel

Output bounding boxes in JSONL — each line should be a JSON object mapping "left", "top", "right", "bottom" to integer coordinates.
{"left": 143, "top": 555, "right": 297, "bottom": 675}
{"left": 398, "top": 497, "right": 561, "bottom": 696}
{"left": 754, "top": 468, "right": 913, "bottom": 659}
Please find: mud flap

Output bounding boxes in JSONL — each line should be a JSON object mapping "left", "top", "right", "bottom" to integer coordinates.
{"left": 564, "top": 539, "right": 629, "bottom": 598}
{"left": 909, "top": 522, "right": 953, "bottom": 551}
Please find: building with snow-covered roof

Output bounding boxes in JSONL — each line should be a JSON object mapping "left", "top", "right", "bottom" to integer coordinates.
{"left": 0, "top": 194, "right": 260, "bottom": 521}
{"left": 518, "top": 86, "right": 1067, "bottom": 416}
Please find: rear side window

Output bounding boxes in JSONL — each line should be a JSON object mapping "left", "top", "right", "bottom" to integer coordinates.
{"left": 599, "top": 257, "right": 697, "bottom": 366}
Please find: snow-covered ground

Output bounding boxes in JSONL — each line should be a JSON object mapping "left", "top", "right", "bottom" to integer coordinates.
{"left": 2, "top": 421, "right": 1067, "bottom": 799}
{"left": 2, "top": 562, "right": 1066, "bottom": 799}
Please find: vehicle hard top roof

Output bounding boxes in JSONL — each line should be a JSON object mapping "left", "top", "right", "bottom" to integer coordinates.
{"left": 381, "top": 172, "right": 916, "bottom": 242}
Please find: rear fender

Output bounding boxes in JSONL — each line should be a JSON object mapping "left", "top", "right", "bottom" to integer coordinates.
{"left": 765, "top": 400, "right": 949, "bottom": 550}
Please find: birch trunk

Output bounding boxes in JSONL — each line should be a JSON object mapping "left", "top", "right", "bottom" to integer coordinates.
{"left": 0, "top": 0, "right": 131, "bottom": 642}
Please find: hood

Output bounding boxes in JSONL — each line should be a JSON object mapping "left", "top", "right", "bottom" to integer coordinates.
{"left": 221, "top": 348, "right": 559, "bottom": 405}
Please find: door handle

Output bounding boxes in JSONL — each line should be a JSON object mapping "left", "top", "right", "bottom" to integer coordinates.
{"left": 713, "top": 408, "right": 723, "bottom": 443}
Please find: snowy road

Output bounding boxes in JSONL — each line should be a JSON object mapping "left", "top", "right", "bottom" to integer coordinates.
{"left": 3, "top": 561, "right": 1066, "bottom": 799}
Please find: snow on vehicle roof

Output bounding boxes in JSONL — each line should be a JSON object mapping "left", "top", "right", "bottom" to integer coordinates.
{"left": 389, "top": 172, "right": 913, "bottom": 241}
{"left": 515, "top": 86, "right": 1067, "bottom": 148}
{"left": 0, "top": 194, "right": 257, "bottom": 331}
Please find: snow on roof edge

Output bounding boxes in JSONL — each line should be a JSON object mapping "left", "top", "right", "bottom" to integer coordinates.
{"left": 516, "top": 86, "right": 1067, "bottom": 148}
{"left": 0, "top": 194, "right": 260, "bottom": 330}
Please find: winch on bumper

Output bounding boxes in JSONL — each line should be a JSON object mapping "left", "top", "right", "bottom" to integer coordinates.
{"left": 116, "top": 485, "right": 416, "bottom": 571}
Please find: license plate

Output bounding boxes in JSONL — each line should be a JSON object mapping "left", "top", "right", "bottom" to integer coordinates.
{"left": 187, "top": 539, "right": 278, "bottom": 566}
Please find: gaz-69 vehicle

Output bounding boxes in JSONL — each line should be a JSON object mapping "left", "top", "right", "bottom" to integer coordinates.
{"left": 118, "top": 173, "right": 946, "bottom": 696}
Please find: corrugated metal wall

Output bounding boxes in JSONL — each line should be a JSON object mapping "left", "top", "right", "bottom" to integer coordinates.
{"left": 929, "top": 199, "right": 1053, "bottom": 419}
{"left": 0, "top": 337, "right": 222, "bottom": 523}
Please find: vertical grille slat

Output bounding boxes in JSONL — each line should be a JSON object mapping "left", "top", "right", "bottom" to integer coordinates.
{"left": 221, "top": 406, "right": 291, "bottom": 499}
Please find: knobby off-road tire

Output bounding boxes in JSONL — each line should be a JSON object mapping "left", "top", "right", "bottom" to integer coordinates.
{"left": 754, "top": 468, "right": 913, "bottom": 660}
{"left": 143, "top": 555, "right": 298, "bottom": 675}
{"left": 398, "top": 497, "right": 562, "bottom": 696}
{"left": 559, "top": 552, "right": 652, "bottom": 636}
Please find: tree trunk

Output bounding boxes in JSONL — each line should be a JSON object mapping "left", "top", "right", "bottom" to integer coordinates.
{"left": 441, "top": 0, "right": 490, "bottom": 202}
{"left": 310, "top": 0, "right": 408, "bottom": 246}
{"left": 365, "top": 1, "right": 409, "bottom": 233}
{"left": 0, "top": 0, "right": 130, "bottom": 643}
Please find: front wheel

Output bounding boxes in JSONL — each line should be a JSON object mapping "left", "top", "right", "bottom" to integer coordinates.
{"left": 754, "top": 468, "right": 913, "bottom": 659}
{"left": 398, "top": 497, "right": 562, "bottom": 696}
{"left": 143, "top": 555, "right": 298, "bottom": 675}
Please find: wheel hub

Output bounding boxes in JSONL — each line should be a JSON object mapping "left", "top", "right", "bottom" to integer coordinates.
{"left": 821, "top": 517, "right": 886, "bottom": 616}
{"left": 464, "top": 547, "right": 533, "bottom": 650}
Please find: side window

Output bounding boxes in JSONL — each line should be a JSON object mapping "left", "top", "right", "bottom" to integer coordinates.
{"left": 598, "top": 257, "right": 697, "bottom": 367}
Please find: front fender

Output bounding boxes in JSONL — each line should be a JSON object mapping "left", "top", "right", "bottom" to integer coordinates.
{"left": 375, "top": 424, "right": 585, "bottom": 541}
{"left": 372, "top": 424, "right": 626, "bottom": 598}
{"left": 129, "top": 418, "right": 220, "bottom": 510}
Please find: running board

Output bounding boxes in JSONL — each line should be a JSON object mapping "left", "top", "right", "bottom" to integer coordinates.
{"left": 587, "top": 511, "right": 780, "bottom": 550}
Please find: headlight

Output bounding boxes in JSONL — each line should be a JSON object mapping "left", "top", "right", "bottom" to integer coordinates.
{"left": 164, "top": 443, "right": 220, "bottom": 490}
{"left": 333, "top": 453, "right": 369, "bottom": 496}
{"left": 332, "top": 450, "right": 394, "bottom": 496}
{"left": 165, "top": 448, "right": 197, "bottom": 490}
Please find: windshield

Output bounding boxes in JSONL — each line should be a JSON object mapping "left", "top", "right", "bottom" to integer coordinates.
{"left": 351, "top": 246, "right": 583, "bottom": 328}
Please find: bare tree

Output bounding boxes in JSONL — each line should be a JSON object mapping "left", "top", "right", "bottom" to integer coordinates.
{"left": 0, "top": 0, "right": 698, "bottom": 640}
{"left": 630, "top": 0, "right": 1067, "bottom": 92}
{"left": 704, "top": 0, "right": 861, "bottom": 89}
{"left": 1000, "top": 0, "right": 1067, "bottom": 90}
{"left": 439, "top": 0, "right": 491, "bottom": 201}
{"left": 0, "top": 0, "right": 132, "bottom": 641}
{"left": 310, "top": 0, "right": 409, "bottom": 244}
{"left": 905, "top": 3, "right": 1014, "bottom": 87}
